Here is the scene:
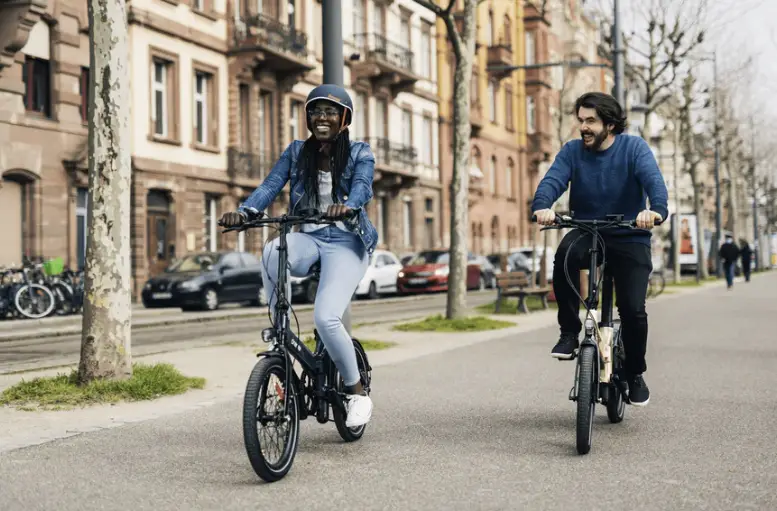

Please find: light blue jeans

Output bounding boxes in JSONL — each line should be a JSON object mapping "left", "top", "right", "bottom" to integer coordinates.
{"left": 261, "top": 225, "right": 368, "bottom": 385}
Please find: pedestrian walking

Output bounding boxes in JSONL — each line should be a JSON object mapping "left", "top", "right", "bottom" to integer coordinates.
{"left": 719, "top": 236, "right": 740, "bottom": 289}
{"left": 739, "top": 239, "right": 753, "bottom": 282}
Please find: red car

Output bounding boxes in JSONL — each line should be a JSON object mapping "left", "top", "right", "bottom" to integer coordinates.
{"left": 397, "top": 250, "right": 482, "bottom": 294}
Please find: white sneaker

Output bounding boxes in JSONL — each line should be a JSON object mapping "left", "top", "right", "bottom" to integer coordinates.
{"left": 344, "top": 394, "right": 373, "bottom": 428}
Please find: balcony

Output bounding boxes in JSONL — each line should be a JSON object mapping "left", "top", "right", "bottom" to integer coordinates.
{"left": 360, "top": 137, "right": 419, "bottom": 186}
{"left": 231, "top": 14, "right": 314, "bottom": 75}
{"left": 528, "top": 133, "right": 553, "bottom": 163}
{"left": 350, "top": 33, "right": 420, "bottom": 96}
{"left": 486, "top": 45, "right": 513, "bottom": 79}
{"left": 227, "top": 148, "right": 276, "bottom": 184}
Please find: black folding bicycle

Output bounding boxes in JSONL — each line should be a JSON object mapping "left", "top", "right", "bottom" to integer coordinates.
{"left": 533, "top": 213, "right": 659, "bottom": 455}
{"left": 221, "top": 208, "right": 372, "bottom": 482}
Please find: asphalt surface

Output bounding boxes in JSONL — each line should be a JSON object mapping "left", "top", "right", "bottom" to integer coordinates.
{"left": 2, "top": 274, "right": 776, "bottom": 510}
{"left": 0, "top": 291, "right": 495, "bottom": 374}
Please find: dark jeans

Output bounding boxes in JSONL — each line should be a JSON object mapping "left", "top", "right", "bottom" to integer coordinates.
{"left": 553, "top": 230, "right": 653, "bottom": 376}
{"left": 723, "top": 261, "right": 735, "bottom": 287}
{"left": 742, "top": 260, "right": 751, "bottom": 281}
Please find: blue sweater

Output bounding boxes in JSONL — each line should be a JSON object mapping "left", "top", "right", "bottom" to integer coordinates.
{"left": 531, "top": 134, "right": 669, "bottom": 244}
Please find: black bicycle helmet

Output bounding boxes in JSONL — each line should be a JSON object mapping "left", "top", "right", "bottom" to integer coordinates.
{"left": 305, "top": 84, "right": 353, "bottom": 133}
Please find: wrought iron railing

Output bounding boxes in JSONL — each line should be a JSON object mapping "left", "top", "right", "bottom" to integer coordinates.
{"left": 227, "top": 148, "right": 277, "bottom": 181}
{"left": 360, "top": 137, "right": 418, "bottom": 168}
{"left": 353, "top": 33, "right": 414, "bottom": 73}
{"left": 235, "top": 14, "right": 308, "bottom": 57}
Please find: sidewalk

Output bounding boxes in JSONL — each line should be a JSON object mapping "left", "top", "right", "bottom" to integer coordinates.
{"left": 0, "top": 271, "right": 754, "bottom": 454}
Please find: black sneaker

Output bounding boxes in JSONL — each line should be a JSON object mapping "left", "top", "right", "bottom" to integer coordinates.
{"left": 551, "top": 333, "right": 579, "bottom": 360}
{"left": 628, "top": 374, "right": 650, "bottom": 406}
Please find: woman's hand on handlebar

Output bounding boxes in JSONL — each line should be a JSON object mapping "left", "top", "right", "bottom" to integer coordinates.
{"left": 532, "top": 209, "right": 557, "bottom": 226}
{"left": 218, "top": 211, "right": 248, "bottom": 228}
{"left": 324, "top": 204, "right": 353, "bottom": 220}
{"left": 636, "top": 210, "right": 662, "bottom": 229}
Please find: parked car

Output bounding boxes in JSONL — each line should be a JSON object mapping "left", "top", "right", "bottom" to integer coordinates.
{"left": 505, "top": 251, "right": 533, "bottom": 277}
{"left": 471, "top": 254, "right": 498, "bottom": 289}
{"left": 141, "top": 251, "right": 265, "bottom": 311}
{"left": 400, "top": 253, "right": 416, "bottom": 266}
{"left": 397, "top": 250, "right": 482, "bottom": 294}
{"left": 355, "top": 249, "right": 403, "bottom": 299}
{"left": 512, "top": 246, "right": 555, "bottom": 284}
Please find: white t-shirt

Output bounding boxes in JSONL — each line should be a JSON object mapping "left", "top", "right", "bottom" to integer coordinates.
{"left": 301, "top": 171, "right": 347, "bottom": 233}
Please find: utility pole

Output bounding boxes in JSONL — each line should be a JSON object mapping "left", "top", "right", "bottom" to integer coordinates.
{"left": 672, "top": 111, "right": 682, "bottom": 283}
{"left": 712, "top": 51, "right": 723, "bottom": 278}
{"left": 612, "top": 0, "right": 625, "bottom": 106}
{"left": 751, "top": 116, "right": 759, "bottom": 271}
{"left": 321, "top": 0, "right": 352, "bottom": 334}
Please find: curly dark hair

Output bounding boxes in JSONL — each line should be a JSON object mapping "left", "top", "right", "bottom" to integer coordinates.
{"left": 296, "top": 109, "right": 351, "bottom": 209}
{"left": 574, "top": 92, "right": 627, "bottom": 134}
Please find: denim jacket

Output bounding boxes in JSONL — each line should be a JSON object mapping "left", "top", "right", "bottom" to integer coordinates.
{"left": 238, "top": 140, "right": 378, "bottom": 254}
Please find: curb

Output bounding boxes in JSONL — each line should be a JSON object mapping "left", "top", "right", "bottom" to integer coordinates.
{"left": 0, "top": 291, "right": 492, "bottom": 343}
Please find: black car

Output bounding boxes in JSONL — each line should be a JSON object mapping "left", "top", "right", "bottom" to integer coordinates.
{"left": 141, "top": 251, "right": 266, "bottom": 311}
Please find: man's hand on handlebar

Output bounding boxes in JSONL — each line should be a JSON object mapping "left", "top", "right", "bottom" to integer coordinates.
{"left": 533, "top": 209, "right": 557, "bottom": 226}
{"left": 325, "top": 204, "right": 353, "bottom": 220}
{"left": 218, "top": 211, "right": 248, "bottom": 228}
{"left": 636, "top": 209, "right": 662, "bottom": 229}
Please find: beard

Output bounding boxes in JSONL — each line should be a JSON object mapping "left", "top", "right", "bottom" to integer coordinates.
{"left": 581, "top": 127, "right": 610, "bottom": 151}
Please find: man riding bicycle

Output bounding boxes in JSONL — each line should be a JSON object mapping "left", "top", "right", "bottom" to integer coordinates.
{"left": 532, "top": 92, "right": 669, "bottom": 407}
{"left": 219, "top": 84, "right": 376, "bottom": 427}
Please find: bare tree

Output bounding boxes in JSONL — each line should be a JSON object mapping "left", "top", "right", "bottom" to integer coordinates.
{"left": 678, "top": 71, "right": 709, "bottom": 281}
{"left": 78, "top": 0, "right": 133, "bottom": 384}
{"left": 620, "top": 0, "right": 707, "bottom": 138}
{"left": 413, "top": 0, "right": 476, "bottom": 319}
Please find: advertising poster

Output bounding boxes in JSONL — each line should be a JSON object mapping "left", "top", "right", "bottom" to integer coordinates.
{"left": 675, "top": 213, "right": 699, "bottom": 265}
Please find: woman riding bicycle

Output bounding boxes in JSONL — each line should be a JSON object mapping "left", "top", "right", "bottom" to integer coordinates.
{"left": 219, "top": 84, "right": 377, "bottom": 428}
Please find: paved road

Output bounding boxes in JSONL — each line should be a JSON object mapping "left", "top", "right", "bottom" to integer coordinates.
{"left": 0, "top": 291, "right": 496, "bottom": 374}
{"left": 2, "top": 275, "right": 776, "bottom": 510}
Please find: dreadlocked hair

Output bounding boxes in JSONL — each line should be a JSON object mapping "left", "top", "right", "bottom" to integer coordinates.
{"left": 297, "top": 128, "right": 351, "bottom": 209}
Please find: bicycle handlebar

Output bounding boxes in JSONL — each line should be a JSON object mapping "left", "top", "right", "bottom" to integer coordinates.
{"left": 530, "top": 213, "right": 661, "bottom": 229}
{"left": 219, "top": 208, "right": 362, "bottom": 233}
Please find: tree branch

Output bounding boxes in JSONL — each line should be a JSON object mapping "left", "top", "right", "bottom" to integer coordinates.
{"left": 412, "top": 0, "right": 445, "bottom": 17}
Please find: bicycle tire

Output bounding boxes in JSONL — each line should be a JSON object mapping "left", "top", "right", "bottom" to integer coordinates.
{"left": 333, "top": 339, "right": 372, "bottom": 442}
{"left": 243, "top": 357, "right": 300, "bottom": 482}
{"left": 14, "top": 283, "right": 55, "bottom": 319}
{"left": 606, "top": 324, "right": 626, "bottom": 424}
{"left": 576, "top": 345, "right": 597, "bottom": 455}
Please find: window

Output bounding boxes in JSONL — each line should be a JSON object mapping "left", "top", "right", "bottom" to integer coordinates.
{"left": 352, "top": 0, "right": 365, "bottom": 40}
{"left": 352, "top": 92, "right": 367, "bottom": 139}
{"left": 203, "top": 195, "right": 219, "bottom": 251}
{"left": 373, "top": 3, "right": 384, "bottom": 35}
{"left": 76, "top": 188, "right": 88, "bottom": 270}
{"left": 22, "top": 57, "right": 51, "bottom": 117}
{"left": 422, "top": 115, "right": 433, "bottom": 165}
{"left": 150, "top": 48, "right": 180, "bottom": 142}
{"left": 505, "top": 86, "right": 514, "bottom": 131}
{"left": 527, "top": 96, "right": 536, "bottom": 134}
{"left": 239, "top": 84, "right": 250, "bottom": 150}
{"left": 403, "top": 200, "right": 413, "bottom": 248}
{"left": 525, "top": 31, "right": 535, "bottom": 65}
{"left": 506, "top": 159, "right": 514, "bottom": 198}
{"left": 289, "top": 99, "right": 303, "bottom": 141}
{"left": 420, "top": 22, "right": 432, "bottom": 79}
{"left": 400, "top": 14, "right": 410, "bottom": 49}
{"left": 193, "top": 0, "right": 204, "bottom": 10}
{"left": 487, "top": 10, "right": 494, "bottom": 46}
{"left": 259, "top": 91, "right": 274, "bottom": 159}
{"left": 488, "top": 80, "right": 497, "bottom": 123}
{"left": 194, "top": 72, "right": 209, "bottom": 145}
{"left": 152, "top": 60, "right": 168, "bottom": 137}
{"left": 376, "top": 196, "right": 389, "bottom": 244}
{"left": 402, "top": 108, "right": 412, "bottom": 148}
{"left": 489, "top": 156, "right": 496, "bottom": 195}
{"left": 192, "top": 63, "right": 218, "bottom": 149}
{"left": 79, "top": 67, "right": 89, "bottom": 122}
{"left": 375, "top": 98, "right": 387, "bottom": 139}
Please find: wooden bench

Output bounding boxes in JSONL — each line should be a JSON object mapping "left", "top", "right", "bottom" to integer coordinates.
{"left": 495, "top": 272, "right": 552, "bottom": 314}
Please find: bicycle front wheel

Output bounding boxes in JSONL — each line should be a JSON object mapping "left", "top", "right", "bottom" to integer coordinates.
{"left": 243, "top": 357, "right": 300, "bottom": 483}
{"left": 576, "top": 345, "right": 597, "bottom": 455}
{"left": 14, "top": 284, "right": 55, "bottom": 319}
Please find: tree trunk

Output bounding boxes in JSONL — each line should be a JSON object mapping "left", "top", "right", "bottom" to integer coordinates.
{"left": 691, "top": 178, "right": 709, "bottom": 281}
{"left": 78, "top": 0, "right": 133, "bottom": 384}
{"left": 444, "top": 0, "right": 476, "bottom": 319}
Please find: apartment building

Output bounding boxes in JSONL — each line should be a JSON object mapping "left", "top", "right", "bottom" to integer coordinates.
{"left": 1, "top": 0, "right": 441, "bottom": 300}
{"left": 437, "top": 0, "right": 529, "bottom": 257}
{"left": 346, "top": 0, "right": 442, "bottom": 256}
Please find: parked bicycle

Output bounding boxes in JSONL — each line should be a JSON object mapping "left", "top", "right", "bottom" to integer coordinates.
{"left": 0, "top": 257, "right": 84, "bottom": 320}
{"left": 533, "top": 212, "right": 660, "bottom": 455}
{"left": 220, "top": 208, "right": 372, "bottom": 482}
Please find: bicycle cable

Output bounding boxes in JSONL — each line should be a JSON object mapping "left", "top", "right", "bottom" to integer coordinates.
{"left": 259, "top": 225, "right": 303, "bottom": 343}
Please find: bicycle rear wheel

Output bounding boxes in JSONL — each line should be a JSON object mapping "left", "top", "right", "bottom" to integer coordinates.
{"left": 243, "top": 357, "right": 300, "bottom": 482}
{"left": 606, "top": 323, "right": 626, "bottom": 423}
{"left": 576, "top": 345, "right": 597, "bottom": 455}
